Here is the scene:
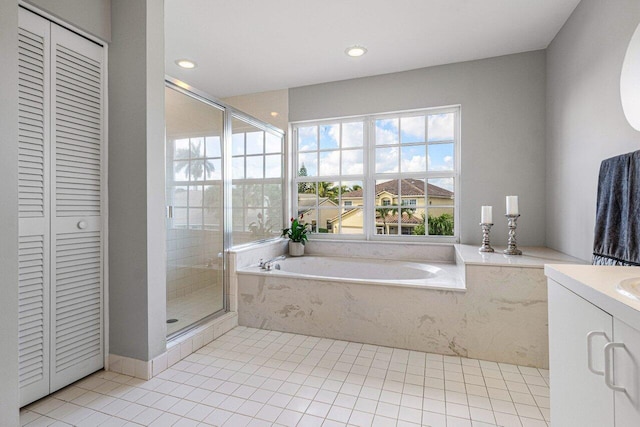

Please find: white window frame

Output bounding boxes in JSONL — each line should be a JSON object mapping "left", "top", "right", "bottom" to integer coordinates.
{"left": 291, "top": 105, "right": 461, "bottom": 242}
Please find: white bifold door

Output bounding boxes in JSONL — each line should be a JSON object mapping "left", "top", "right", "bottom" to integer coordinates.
{"left": 18, "top": 8, "right": 106, "bottom": 407}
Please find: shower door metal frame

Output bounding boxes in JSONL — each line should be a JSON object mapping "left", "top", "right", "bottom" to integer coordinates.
{"left": 164, "top": 77, "right": 285, "bottom": 339}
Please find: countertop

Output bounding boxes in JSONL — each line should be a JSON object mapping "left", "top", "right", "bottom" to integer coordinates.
{"left": 455, "top": 244, "right": 585, "bottom": 268}
{"left": 545, "top": 264, "right": 640, "bottom": 329}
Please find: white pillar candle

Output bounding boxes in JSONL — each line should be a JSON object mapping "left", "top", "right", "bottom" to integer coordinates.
{"left": 506, "top": 196, "right": 519, "bottom": 215}
{"left": 481, "top": 206, "right": 492, "bottom": 224}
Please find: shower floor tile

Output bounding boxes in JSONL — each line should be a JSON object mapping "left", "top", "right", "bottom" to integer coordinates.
{"left": 21, "top": 327, "right": 550, "bottom": 426}
{"left": 167, "top": 285, "right": 224, "bottom": 335}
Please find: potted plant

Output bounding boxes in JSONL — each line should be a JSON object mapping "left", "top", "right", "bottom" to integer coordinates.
{"left": 281, "top": 215, "right": 309, "bottom": 256}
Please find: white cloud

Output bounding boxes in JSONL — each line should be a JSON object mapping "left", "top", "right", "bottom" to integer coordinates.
{"left": 429, "top": 178, "right": 455, "bottom": 193}
{"left": 298, "top": 126, "right": 317, "bottom": 151}
{"left": 401, "top": 154, "right": 427, "bottom": 172}
{"left": 400, "top": 116, "right": 425, "bottom": 142}
{"left": 319, "top": 150, "right": 340, "bottom": 176}
{"left": 430, "top": 154, "right": 454, "bottom": 171}
{"left": 341, "top": 149, "right": 363, "bottom": 175}
{"left": 428, "top": 113, "right": 454, "bottom": 141}
{"left": 342, "top": 122, "right": 364, "bottom": 148}
{"left": 375, "top": 147, "right": 399, "bottom": 173}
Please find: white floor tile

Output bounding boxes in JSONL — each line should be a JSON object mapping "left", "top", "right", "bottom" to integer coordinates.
{"left": 421, "top": 410, "right": 447, "bottom": 427}
{"left": 299, "top": 413, "right": 325, "bottom": 427}
{"left": 349, "top": 410, "right": 375, "bottom": 427}
{"left": 274, "top": 408, "right": 304, "bottom": 426}
{"left": 254, "top": 404, "right": 283, "bottom": 422}
{"left": 493, "top": 411, "right": 522, "bottom": 427}
{"left": 20, "top": 327, "right": 552, "bottom": 427}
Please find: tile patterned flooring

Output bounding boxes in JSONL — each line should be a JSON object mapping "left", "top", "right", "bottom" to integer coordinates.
{"left": 20, "top": 327, "right": 550, "bottom": 427}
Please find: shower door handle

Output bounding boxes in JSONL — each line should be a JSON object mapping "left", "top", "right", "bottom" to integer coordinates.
{"left": 167, "top": 206, "right": 174, "bottom": 219}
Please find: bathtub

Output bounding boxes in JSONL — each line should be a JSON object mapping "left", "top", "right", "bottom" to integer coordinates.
{"left": 240, "top": 255, "right": 464, "bottom": 291}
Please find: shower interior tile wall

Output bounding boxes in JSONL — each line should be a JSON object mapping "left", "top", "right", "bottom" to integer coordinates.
{"left": 167, "top": 229, "right": 223, "bottom": 300}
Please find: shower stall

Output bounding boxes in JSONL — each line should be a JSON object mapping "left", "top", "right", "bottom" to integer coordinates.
{"left": 164, "top": 79, "right": 284, "bottom": 337}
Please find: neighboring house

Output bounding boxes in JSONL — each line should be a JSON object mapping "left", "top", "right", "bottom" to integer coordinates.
{"left": 298, "top": 193, "right": 339, "bottom": 232}
{"left": 300, "top": 179, "right": 453, "bottom": 234}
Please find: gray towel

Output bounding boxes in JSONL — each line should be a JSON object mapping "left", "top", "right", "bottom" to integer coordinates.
{"left": 592, "top": 150, "right": 640, "bottom": 266}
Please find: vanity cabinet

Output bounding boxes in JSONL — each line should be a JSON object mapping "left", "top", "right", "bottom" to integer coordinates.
{"left": 548, "top": 279, "right": 640, "bottom": 426}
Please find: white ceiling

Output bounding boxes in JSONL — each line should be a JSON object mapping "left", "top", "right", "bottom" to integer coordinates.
{"left": 165, "top": 0, "right": 580, "bottom": 99}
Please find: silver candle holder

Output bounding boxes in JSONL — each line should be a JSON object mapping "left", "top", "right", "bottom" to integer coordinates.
{"left": 504, "top": 214, "right": 522, "bottom": 255}
{"left": 479, "top": 223, "right": 494, "bottom": 252}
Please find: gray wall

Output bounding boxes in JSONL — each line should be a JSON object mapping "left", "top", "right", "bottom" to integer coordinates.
{"left": 289, "top": 51, "right": 547, "bottom": 247}
{"left": 109, "top": 0, "right": 166, "bottom": 361}
{"left": 24, "top": 0, "right": 111, "bottom": 42}
{"left": 546, "top": 0, "right": 640, "bottom": 261}
{"left": 0, "top": 1, "right": 20, "bottom": 424}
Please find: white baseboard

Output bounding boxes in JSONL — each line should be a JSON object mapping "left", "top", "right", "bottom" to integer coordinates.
{"left": 107, "top": 353, "right": 152, "bottom": 380}
{"left": 107, "top": 312, "right": 238, "bottom": 380}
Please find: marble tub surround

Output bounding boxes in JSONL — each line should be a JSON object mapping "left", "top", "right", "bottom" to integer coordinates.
{"left": 229, "top": 239, "right": 288, "bottom": 312}
{"left": 303, "top": 239, "right": 456, "bottom": 263}
{"left": 238, "top": 266, "right": 549, "bottom": 368}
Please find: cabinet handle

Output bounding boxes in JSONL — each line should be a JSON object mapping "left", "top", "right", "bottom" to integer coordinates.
{"left": 586, "top": 331, "right": 607, "bottom": 375}
{"left": 77, "top": 220, "right": 88, "bottom": 230}
{"left": 604, "top": 342, "right": 626, "bottom": 392}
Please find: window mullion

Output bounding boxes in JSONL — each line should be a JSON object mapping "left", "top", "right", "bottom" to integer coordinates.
{"left": 364, "top": 117, "right": 374, "bottom": 240}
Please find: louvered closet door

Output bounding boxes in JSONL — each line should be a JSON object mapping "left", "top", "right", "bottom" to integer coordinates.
{"left": 49, "top": 22, "right": 105, "bottom": 393}
{"left": 18, "top": 9, "right": 51, "bottom": 407}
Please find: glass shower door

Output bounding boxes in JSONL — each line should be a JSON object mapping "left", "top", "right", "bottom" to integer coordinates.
{"left": 165, "top": 86, "right": 225, "bottom": 336}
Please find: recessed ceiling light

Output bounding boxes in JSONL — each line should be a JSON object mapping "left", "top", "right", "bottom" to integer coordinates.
{"left": 175, "top": 59, "right": 197, "bottom": 69}
{"left": 345, "top": 46, "right": 367, "bottom": 58}
{"left": 270, "top": 112, "right": 279, "bottom": 117}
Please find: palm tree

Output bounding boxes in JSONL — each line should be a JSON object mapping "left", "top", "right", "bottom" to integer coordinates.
{"left": 375, "top": 206, "right": 415, "bottom": 235}
{"left": 393, "top": 206, "right": 415, "bottom": 220}
{"left": 174, "top": 140, "right": 215, "bottom": 180}
{"left": 375, "top": 207, "right": 393, "bottom": 234}
{"left": 317, "top": 181, "right": 339, "bottom": 202}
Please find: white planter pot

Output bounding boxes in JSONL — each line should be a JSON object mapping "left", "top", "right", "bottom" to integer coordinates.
{"left": 289, "top": 241, "right": 305, "bottom": 257}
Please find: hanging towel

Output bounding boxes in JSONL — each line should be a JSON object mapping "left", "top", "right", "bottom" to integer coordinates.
{"left": 593, "top": 150, "right": 640, "bottom": 266}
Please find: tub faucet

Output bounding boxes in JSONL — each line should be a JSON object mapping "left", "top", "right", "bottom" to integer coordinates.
{"left": 259, "top": 255, "right": 285, "bottom": 270}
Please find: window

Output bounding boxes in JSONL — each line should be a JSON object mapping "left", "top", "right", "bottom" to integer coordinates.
{"left": 293, "top": 106, "right": 459, "bottom": 239}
